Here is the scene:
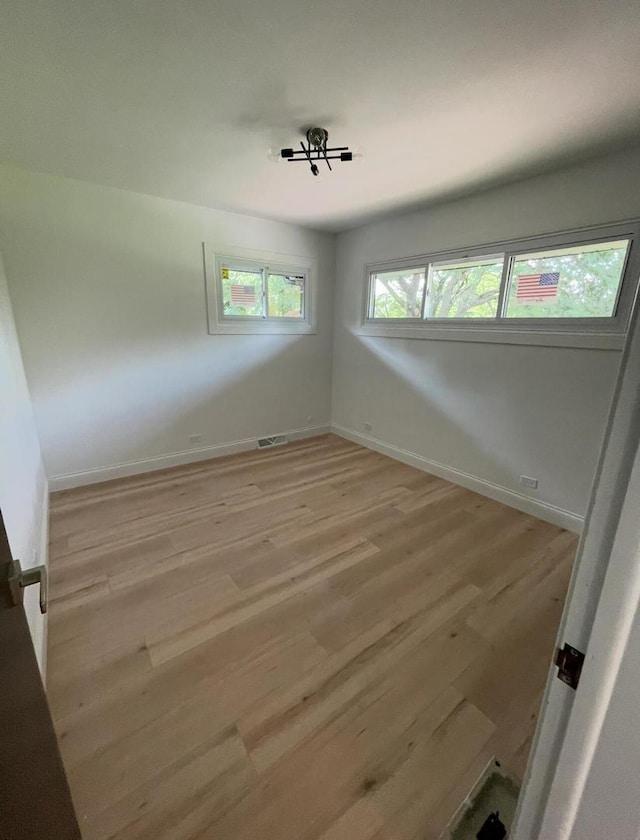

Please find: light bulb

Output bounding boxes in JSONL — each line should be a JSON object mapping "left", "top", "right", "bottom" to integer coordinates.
{"left": 339, "top": 148, "right": 364, "bottom": 166}
{"left": 268, "top": 148, "right": 285, "bottom": 163}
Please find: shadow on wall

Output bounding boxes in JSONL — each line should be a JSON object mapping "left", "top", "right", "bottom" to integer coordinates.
{"left": 344, "top": 333, "right": 512, "bottom": 478}
{"left": 334, "top": 328, "right": 618, "bottom": 515}
{"left": 0, "top": 176, "right": 331, "bottom": 480}
{"left": 40, "top": 332, "right": 312, "bottom": 478}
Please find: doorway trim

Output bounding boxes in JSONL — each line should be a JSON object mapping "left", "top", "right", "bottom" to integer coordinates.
{"left": 513, "top": 266, "right": 640, "bottom": 837}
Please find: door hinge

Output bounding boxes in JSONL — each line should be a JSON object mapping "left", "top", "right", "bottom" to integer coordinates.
{"left": 555, "top": 643, "right": 585, "bottom": 690}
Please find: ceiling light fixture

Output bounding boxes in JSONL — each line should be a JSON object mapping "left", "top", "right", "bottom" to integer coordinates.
{"left": 277, "top": 127, "right": 357, "bottom": 177}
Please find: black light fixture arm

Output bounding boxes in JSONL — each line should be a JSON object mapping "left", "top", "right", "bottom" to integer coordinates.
{"left": 279, "top": 127, "right": 355, "bottom": 176}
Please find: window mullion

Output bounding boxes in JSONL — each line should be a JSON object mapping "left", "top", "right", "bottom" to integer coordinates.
{"left": 495, "top": 254, "right": 513, "bottom": 320}
{"left": 262, "top": 267, "right": 268, "bottom": 320}
{"left": 423, "top": 264, "right": 432, "bottom": 319}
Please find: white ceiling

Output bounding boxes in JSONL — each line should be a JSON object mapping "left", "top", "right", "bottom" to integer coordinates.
{"left": 1, "top": 0, "right": 640, "bottom": 231}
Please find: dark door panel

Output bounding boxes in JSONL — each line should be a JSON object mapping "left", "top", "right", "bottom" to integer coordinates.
{"left": 0, "top": 510, "right": 81, "bottom": 839}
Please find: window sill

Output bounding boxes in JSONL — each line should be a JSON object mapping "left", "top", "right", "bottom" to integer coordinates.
{"left": 209, "top": 321, "right": 317, "bottom": 336}
{"left": 357, "top": 324, "right": 625, "bottom": 350}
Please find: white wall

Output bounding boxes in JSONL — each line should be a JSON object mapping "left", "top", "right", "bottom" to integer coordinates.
{"left": 0, "top": 167, "right": 335, "bottom": 485}
{"left": 0, "top": 247, "right": 48, "bottom": 674}
{"left": 332, "top": 147, "right": 640, "bottom": 526}
{"left": 2, "top": 147, "right": 640, "bottom": 521}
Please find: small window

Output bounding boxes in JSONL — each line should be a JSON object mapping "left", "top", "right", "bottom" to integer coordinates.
{"left": 504, "top": 239, "right": 630, "bottom": 320}
{"left": 219, "top": 259, "right": 306, "bottom": 321}
{"left": 427, "top": 254, "right": 504, "bottom": 319}
{"left": 206, "top": 251, "right": 313, "bottom": 335}
{"left": 369, "top": 266, "right": 426, "bottom": 319}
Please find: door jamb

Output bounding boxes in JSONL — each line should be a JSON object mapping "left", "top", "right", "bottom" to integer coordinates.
{"left": 513, "top": 275, "right": 640, "bottom": 836}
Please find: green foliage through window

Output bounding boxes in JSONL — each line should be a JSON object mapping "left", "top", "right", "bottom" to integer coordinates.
{"left": 267, "top": 274, "right": 305, "bottom": 318}
{"left": 505, "top": 241, "right": 628, "bottom": 319}
{"left": 222, "top": 269, "right": 263, "bottom": 317}
{"left": 371, "top": 268, "right": 425, "bottom": 318}
{"left": 368, "top": 236, "right": 631, "bottom": 324}
{"left": 220, "top": 262, "right": 307, "bottom": 320}
{"left": 428, "top": 257, "right": 502, "bottom": 318}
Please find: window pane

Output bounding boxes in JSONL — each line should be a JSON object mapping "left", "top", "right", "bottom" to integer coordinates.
{"left": 427, "top": 255, "right": 503, "bottom": 318}
{"left": 504, "top": 239, "right": 629, "bottom": 319}
{"left": 222, "top": 268, "right": 264, "bottom": 317}
{"left": 370, "top": 267, "right": 426, "bottom": 318}
{"left": 267, "top": 273, "right": 305, "bottom": 318}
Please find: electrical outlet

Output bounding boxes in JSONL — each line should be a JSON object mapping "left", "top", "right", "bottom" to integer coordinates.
{"left": 364, "top": 422, "right": 373, "bottom": 432}
{"left": 189, "top": 434, "right": 202, "bottom": 445}
{"left": 520, "top": 474, "right": 538, "bottom": 489}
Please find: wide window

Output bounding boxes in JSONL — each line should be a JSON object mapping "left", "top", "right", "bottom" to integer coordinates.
{"left": 205, "top": 250, "right": 314, "bottom": 335}
{"left": 363, "top": 223, "right": 638, "bottom": 347}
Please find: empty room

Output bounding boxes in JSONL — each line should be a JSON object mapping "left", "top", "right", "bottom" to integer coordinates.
{"left": 2, "top": 2, "right": 640, "bottom": 839}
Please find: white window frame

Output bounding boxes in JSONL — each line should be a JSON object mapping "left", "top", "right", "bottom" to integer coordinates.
{"left": 360, "top": 220, "right": 640, "bottom": 349}
{"left": 203, "top": 245, "right": 316, "bottom": 335}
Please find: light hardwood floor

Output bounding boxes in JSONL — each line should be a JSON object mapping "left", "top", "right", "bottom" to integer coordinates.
{"left": 47, "top": 434, "right": 576, "bottom": 840}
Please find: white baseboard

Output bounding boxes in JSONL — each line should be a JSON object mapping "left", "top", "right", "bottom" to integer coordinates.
{"left": 48, "top": 420, "right": 583, "bottom": 531}
{"left": 49, "top": 425, "right": 331, "bottom": 492}
{"left": 332, "top": 423, "right": 583, "bottom": 533}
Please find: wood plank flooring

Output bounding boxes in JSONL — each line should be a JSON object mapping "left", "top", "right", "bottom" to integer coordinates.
{"left": 47, "top": 434, "right": 576, "bottom": 840}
